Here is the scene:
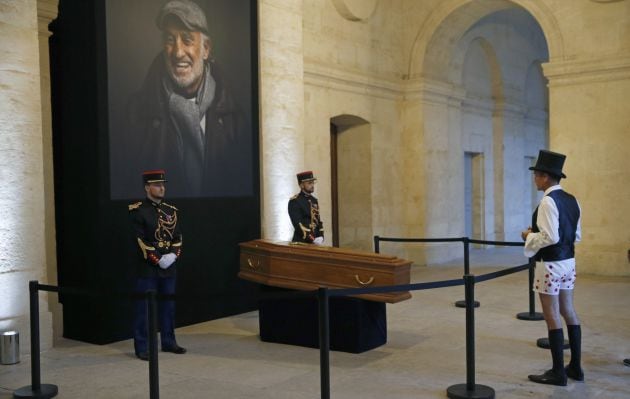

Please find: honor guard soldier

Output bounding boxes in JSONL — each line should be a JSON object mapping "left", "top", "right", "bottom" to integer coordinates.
{"left": 129, "top": 169, "right": 186, "bottom": 360}
{"left": 288, "top": 171, "right": 324, "bottom": 244}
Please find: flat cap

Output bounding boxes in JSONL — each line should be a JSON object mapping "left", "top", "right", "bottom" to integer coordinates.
{"left": 156, "top": 0, "right": 208, "bottom": 34}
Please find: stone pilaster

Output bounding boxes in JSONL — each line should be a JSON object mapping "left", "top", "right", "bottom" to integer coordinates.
{"left": 0, "top": 0, "right": 53, "bottom": 351}
{"left": 544, "top": 55, "right": 630, "bottom": 275}
{"left": 259, "top": 0, "right": 305, "bottom": 240}
{"left": 37, "top": 0, "right": 60, "bottom": 343}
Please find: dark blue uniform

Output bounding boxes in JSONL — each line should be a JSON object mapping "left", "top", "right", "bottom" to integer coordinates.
{"left": 129, "top": 198, "right": 182, "bottom": 356}
{"left": 288, "top": 191, "right": 324, "bottom": 243}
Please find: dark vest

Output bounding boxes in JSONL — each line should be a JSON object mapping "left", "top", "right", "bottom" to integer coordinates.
{"left": 531, "top": 189, "right": 580, "bottom": 261}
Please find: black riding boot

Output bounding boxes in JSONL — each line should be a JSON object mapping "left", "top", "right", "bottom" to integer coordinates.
{"left": 566, "top": 324, "right": 584, "bottom": 381}
{"left": 528, "top": 328, "right": 567, "bottom": 386}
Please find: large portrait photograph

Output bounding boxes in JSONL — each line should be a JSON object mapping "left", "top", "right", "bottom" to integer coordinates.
{"left": 107, "top": 0, "right": 256, "bottom": 199}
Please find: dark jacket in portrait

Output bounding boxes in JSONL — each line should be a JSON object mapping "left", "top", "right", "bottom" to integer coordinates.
{"left": 124, "top": 55, "right": 250, "bottom": 198}
{"left": 129, "top": 198, "right": 183, "bottom": 278}
{"left": 288, "top": 191, "right": 324, "bottom": 243}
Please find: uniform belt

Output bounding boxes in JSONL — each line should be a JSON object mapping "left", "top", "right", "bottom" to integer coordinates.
{"left": 156, "top": 240, "right": 171, "bottom": 252}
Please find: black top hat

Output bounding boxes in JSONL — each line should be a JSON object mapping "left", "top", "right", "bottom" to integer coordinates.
{"left": 142, "top": 169, "right": 167, "bottom": 184}
{"left": 296, "top": 171, "right": 316, "bottom": 183}
{"left": 529, "top": 150, "right": 567, "bottom": 179}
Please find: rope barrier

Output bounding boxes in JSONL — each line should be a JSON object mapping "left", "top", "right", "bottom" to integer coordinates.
{"left": 21, "top": 243, "right": 536, "bottom": 399}
{"left": 373, "top": 235, "right": 540, "bottom": 316}
{"left": 34, "top": 283, "right": 319, "bottom": 302}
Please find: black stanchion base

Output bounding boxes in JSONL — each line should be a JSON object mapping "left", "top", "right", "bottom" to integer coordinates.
{"left": 536, "top": 337, "right": 570, "bottom": 349}
{"left": 13, "top": 384, "right": 58, "bottom": 398}
{"left": 447, "top": 383, "right": 495, "bottom": 399}
{"left": 516, "top": 312, "right": 544, "bottom": 321}
{"left": 455, "top": 300, "right": 480, "bottom": 308}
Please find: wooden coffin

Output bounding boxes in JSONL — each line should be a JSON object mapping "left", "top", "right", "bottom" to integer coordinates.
{"left": 238, "top": 239, "right": 411, "bottom": 303}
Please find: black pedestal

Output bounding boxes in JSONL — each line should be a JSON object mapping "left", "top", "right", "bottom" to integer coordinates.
{"left": 516, "top": 311, "right": 544, "bottom": 321}
{"left": 259, "top": 292, "right": 386, "bottom": 354}
{"left": 13, "top": 384, "right": 58, "bottom": 399}
{"left": 446, "top": 384, "right": 495, "bottom": 399}
{"left": 536, "top": 337, "right": 570, "bottom": 349}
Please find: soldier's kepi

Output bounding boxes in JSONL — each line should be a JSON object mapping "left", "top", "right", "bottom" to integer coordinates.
{"left": 288, "top": 171, "right": 324, "bottom": 244}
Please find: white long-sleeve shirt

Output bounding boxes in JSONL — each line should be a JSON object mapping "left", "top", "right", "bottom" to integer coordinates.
{"left": 524, "top": 185, "right": 581, "bottom": 259}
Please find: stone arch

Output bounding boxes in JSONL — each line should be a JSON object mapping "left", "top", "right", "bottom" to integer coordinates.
{"left": 459, "top": 37, "right": 504, "bottom": 101}
{"left": 403, "top": 3, "right": 552, "bottom": 253}
{"left": 331, "top": 114, "right": 369, "bottom": 128}
{"left": 406, "top": 0, "right": 564, "bottom": 79}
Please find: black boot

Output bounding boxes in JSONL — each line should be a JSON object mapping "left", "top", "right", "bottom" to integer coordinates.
{"left": 529, "top": 329, "right": 567, "bottom": 386}
{"left": 566, "top": 325, "right": 584, "bottom": 381}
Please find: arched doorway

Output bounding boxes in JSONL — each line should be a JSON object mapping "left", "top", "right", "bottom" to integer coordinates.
{"left": 402, "top": 1, "right": 551, "bottom": 263}
{"left": 330, "top": 114, "right": 371, "bottom": 249}
{"left": 427, "top": 5, "right": 548, "bottom": 242}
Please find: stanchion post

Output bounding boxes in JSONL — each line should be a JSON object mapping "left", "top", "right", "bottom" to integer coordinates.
{"left": 455, "top": 238, "right": 480, "bottom": 308}
{"left": 465, "top": 274, "right": 474, "bottom": 390}
{"left": 373, "top": 235, "right": 380, "bottom": 254}
{"left": 318, "top": 288, "right": 330, "bottom": 399}
{"left": 463, "top": 238, "right": 470, "bottom": 275}
{"left": 13, "top": 281, "right": 58, "bottom": 398}
{"left": 446, "top": 274, "right": 495, "bottom": 399}
{"left": 516, "top": 257, "right": 543, "bottom": 321}
{"left": 147, "top": 290, "right": 160, "bottom": 399}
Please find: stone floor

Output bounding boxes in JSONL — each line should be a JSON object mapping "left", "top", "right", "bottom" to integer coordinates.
{"left": 1, "top": 247, "right": 629, "bottom": 398}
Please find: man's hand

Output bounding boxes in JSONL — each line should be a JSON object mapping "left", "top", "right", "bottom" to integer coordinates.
{"left": 313, "top": 236, "right": 324, "bottom": 245}
{"left": 521, "top": 227, "right": 532, "bottom": 241}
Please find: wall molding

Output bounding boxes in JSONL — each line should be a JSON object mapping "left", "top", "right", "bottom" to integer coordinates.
{"left": 544, "top": 53, "right": 630, "bottom": 87}
{"left": 304, "top": 60, "right": 403, "bottom": 100}
{"left": 37, "top": 0, "right": 58, "bottom": 36}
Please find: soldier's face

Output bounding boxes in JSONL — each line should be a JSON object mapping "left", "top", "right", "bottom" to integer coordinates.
{"left": 300, "top": 180, "right": 315, "bottom": 194}
{"left": 162, "top": 20, "right": 210, "bottom": 96}
{"left": 145, "top": 182, "right": 165, "bottom": 200}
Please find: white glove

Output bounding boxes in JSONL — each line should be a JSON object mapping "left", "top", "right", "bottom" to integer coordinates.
{"left": 158, "top": 253, "right": 177, "bottom": 269}
{"left": 313, "top": 236, "right": 324, "bottom": 245}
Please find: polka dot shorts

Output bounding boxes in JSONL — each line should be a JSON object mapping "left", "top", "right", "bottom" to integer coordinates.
{"left": 533, "top": 259, "right": 577, "bottom": 295}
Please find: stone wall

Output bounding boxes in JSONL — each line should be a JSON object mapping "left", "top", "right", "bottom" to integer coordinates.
{"left": 0, "top": 0, "right": 55, "bottom": 352}
{"left": 261, "top": 0, "right": 630, "bottom": 274}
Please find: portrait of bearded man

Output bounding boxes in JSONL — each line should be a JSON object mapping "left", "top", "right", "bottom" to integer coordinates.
{"left": 107, "top": 0, "right": 255, "bottom": 199}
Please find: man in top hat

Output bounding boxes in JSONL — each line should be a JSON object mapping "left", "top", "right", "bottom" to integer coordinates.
{"left": 288, "top": 171, "right": 324, "bottom": 244}
{"left": 521, "top": 150, "right": 583, "bottom": 386}
{"left": 129, "top": 170, "right": 186, "bottom": 360}
{"left": 123, "top": 0, "right": 248, "bottom": 197}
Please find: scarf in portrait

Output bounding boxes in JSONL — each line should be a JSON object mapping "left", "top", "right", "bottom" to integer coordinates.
{"left": 163, "top": 64, "right": 216, "bottom": 195}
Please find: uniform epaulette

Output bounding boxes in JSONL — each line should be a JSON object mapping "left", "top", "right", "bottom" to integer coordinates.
{"left": 290, "top": 194, "right": 299, "bottom": 200}
{"left": 162, "top": 202, "right": 178, "bottom": 211}
{"left": 128, "top": 201, "right": 142, "bottom": 211}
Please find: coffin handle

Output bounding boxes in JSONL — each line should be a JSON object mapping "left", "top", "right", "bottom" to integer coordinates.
{"left": 247, "top": 257, "right": 260, "bottom": 270}
{"left": 354, "top": 274, "right": 374, "bottom": 286}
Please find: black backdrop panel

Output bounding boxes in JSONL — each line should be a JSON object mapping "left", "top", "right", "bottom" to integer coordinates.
{"left": 50, "top": 0, "right": 260, "bottom": 344}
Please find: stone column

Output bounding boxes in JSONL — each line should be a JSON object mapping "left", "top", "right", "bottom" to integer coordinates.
{"left": 0, "top": 0, "right": 53, "bottom": 351}
{"left": 544, "top": 55, "right": 630, "bottom": 275}
{"left": 259, "top": 0, "right": 305, "bottom": 240}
